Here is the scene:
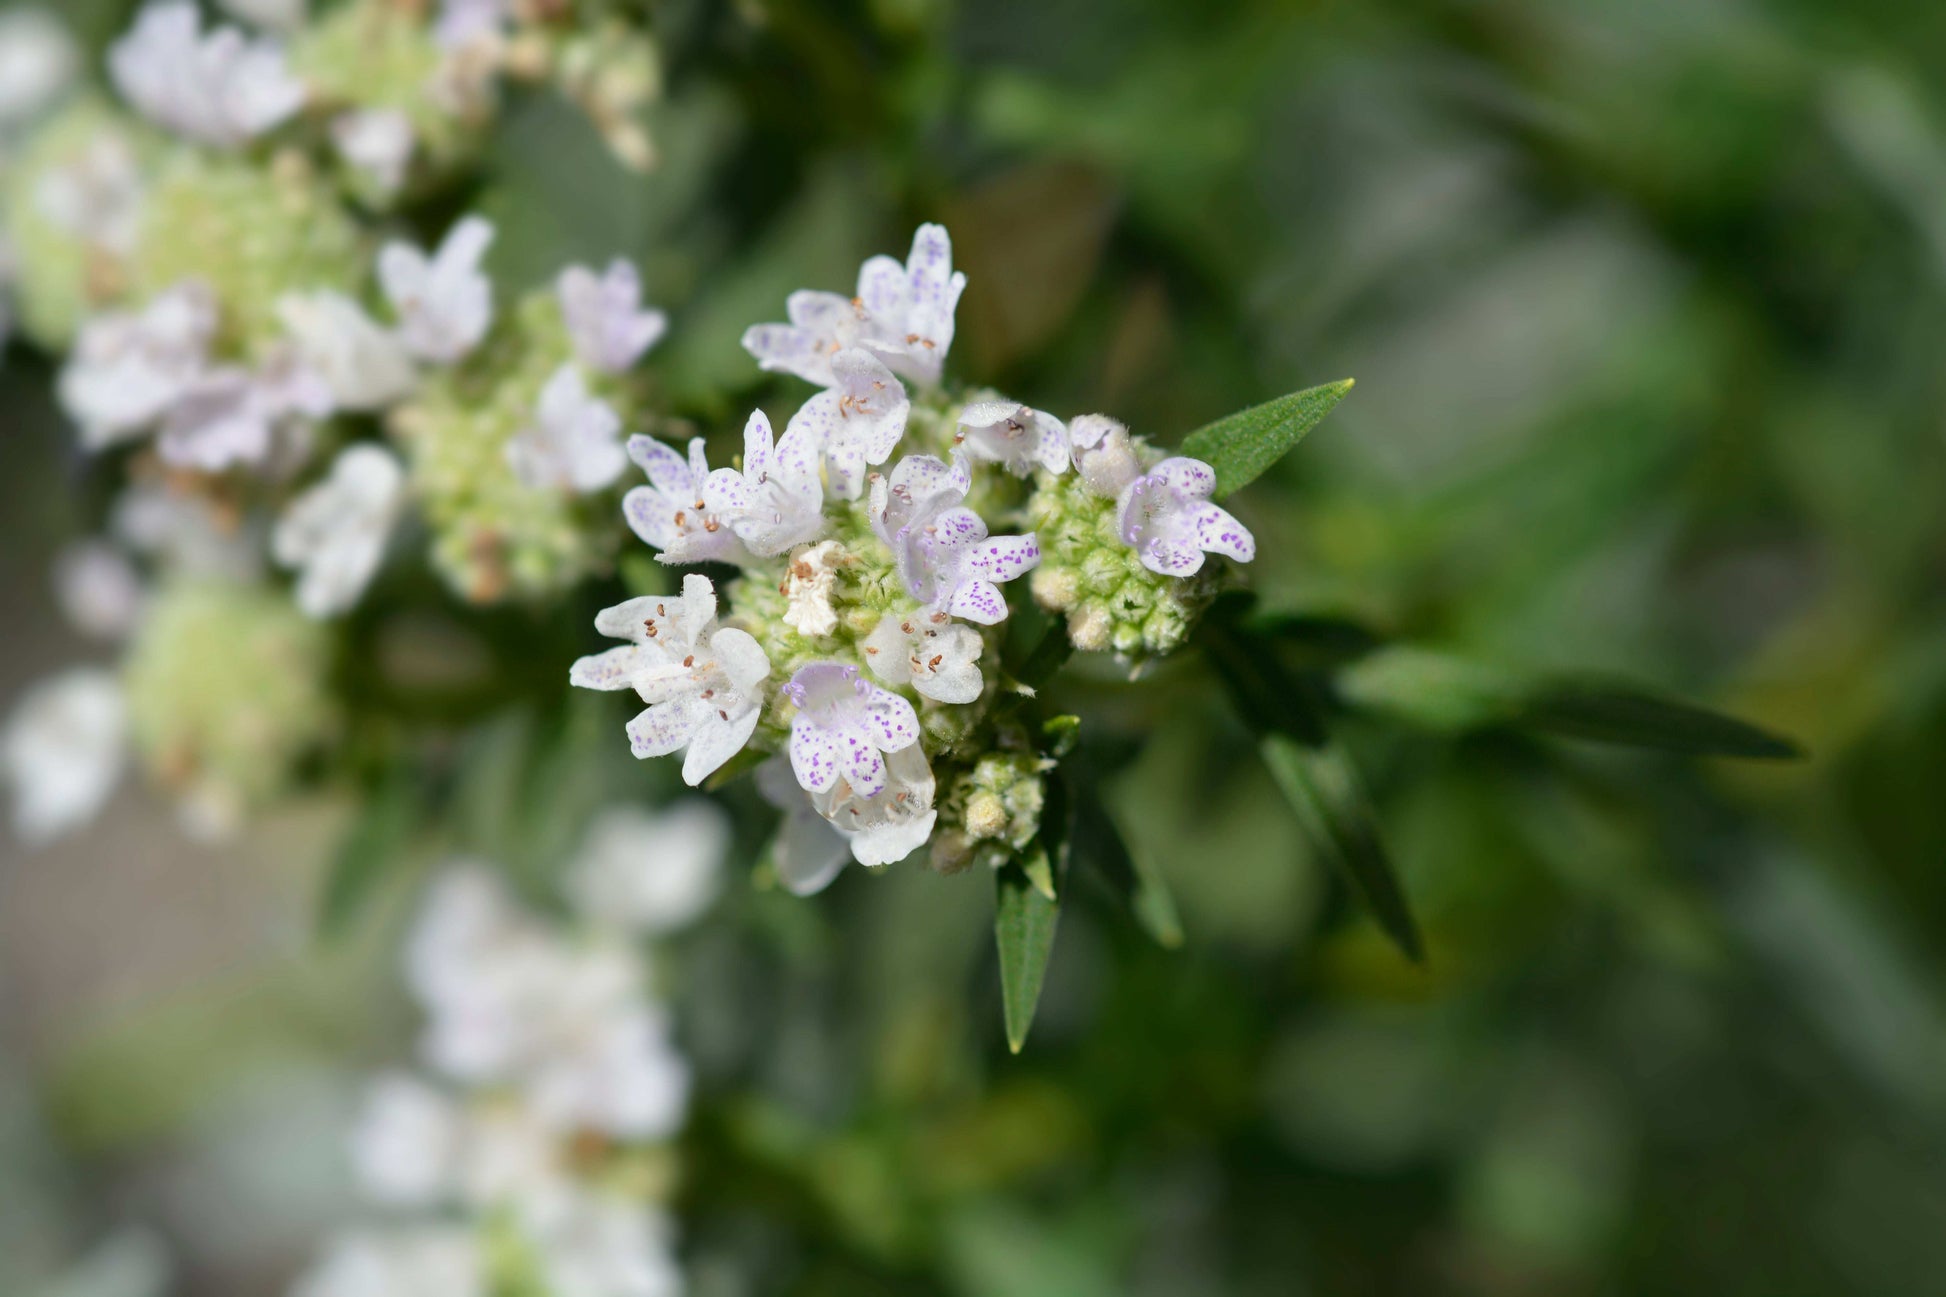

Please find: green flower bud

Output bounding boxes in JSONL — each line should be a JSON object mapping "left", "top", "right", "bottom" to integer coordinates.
{"left": 931, "top": 747, "right": 1050, "bottom": 872}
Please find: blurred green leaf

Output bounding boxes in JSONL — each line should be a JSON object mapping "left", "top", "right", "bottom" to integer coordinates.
{"left": 1074, "top": 785, "right": 1183, "bottom": 949}
{"left": 1179, "top": 378, "right": 1354, "bottom": 498}
{"left": 995, "top": 858, "right": 1061, "bottom": 1054}
{"left": 1522, "top": 681, "right": 1802, "bottom": 759}
{"left": 316, "top": 767, "right": 421, "bottom": 941}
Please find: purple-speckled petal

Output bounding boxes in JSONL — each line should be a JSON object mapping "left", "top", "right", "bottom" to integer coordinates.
{"left": 701, "top": 468, "right": 754, "bottom": 515}
{"left": 963, "top": 533, "right": 1041, "bottom": 583}
{"left": 1189, "top": 503, "right": 1255, "bottom": 563}
{"left": 626, "top": 435, "right": 693, "bottom": 499}
{"left": 569, "top": 644, "right": 647, "bottom": 691}
{"left": 1035, "top": 415, "right": 1071, "bottom": 473}
{"left": 622, "top": 486, "right": 678, "bottom": 550}
{"left": 860, "top": 690, "right": 920, "bottom": 751}
{"left": 856, "top": 255, "right": 908, "bottom": 319}
{"left": 790, "top": 717, "right": 842, "bottom": 794}
{"left": 1151, "top": 457, "right": 1217, "bottom": 500}
{"left": 837, "top": 730, "right": 888, "bottom": 798}
{"left": 1140, "top": 537, "right": 1207, "bottom": 577}
{"left": 627, "top": 696, "right": 706, "bottom": 759}
{"left": 947, "top": 579, "right": 1008, "bottom": 624}
{"left": 930, "top": 506, "right": 989, "bottom": 547}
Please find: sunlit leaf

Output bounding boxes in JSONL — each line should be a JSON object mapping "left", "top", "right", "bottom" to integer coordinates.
{"left": 1178, "top": 378, "right": 1354, "bottom": 498}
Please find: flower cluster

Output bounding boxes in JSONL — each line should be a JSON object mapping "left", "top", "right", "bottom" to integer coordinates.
{"left": 293, "top": 801, "right": 726, "bottom": 1297}
{"left": 574, "top": 225, "right": 1256, "bottom": 881}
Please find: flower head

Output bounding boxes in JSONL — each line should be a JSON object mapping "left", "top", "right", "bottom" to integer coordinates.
{"left": 558, "top": 260, "right": 667, "bottom": 374}
{"left": 379, "top": 215, "right": 495, "bottom": 364}
{"left": 570, "top": 574, "right": 770, "bottom": 786}
{"left": 955, "top": 399, "right": 1069, "bottom": 476}
{"left": 869, "top": 453, "right": 1040, "bottom": 624}
{"left": 863, "top": 610, "right": 984, "bottom": 704}
{"left": 781, "top": 661, "right": 920, "bottom": 798}
{"left": 783, "top": 347, "right": 909, "bottom": 500}
{"left": 702, "top": 408, "right": 825, "bottom": 557}
{"left": 1119, "top": 456, "right": 1255, "bottom": 576}
{"left": 2, "top": 668, "right": 126, "bottom": 845}
{"left": 505, "top": 364, "right": 628, "bottom": 493}
{"left": 1067, "top": 412, "right": 1140, "bottom": 496}
{"left": 58, "top": 283, "right": 218, "bottom": 450}
{"left": 153, "top": 351, "right": 331, "bottom": 471}
{"left": 273, "top": 443, "right": 406, "bottom": 617}
{"left": 621, "top": 435, "right": 755, "bottom": 567}
{"left": 109, "top": 2, "right": 304, "bottom": 147}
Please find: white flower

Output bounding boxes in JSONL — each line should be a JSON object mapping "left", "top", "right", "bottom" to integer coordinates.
{"left": 406, "top": 866, "right": 562, "bottom": 1081}
{"left": 781, "top": 662, "right": 920, "bottom": 799}
{"left": 53, "top": 541, "right": 145, "bottom": 641}
{"left": 350, "top": 1073, "right": 461, "bottom": 1209}
{"left": 506, "top": 365, "right": 628, "bottom": 493}
{"left": 782, "top": 347, "right": 909, "bottom": 500}
{"left": 331, "top": 108, "right": 416, "bottom": 197}
{"left": 272, "top": 444, "right": 405, "bottom": 617}
{"left": 756, "top": 757, "right": 851, "bottom": 895}
{"left": 108, "top": 2, "right": 304, "bottom": 148}
{"left": 701, "top": 409, "right": 825, "bottom": 557}
{"left": 379, "top": 216, "right": 495, "bottom": 364}
{"left": 277, "top": 291, "right": 418, "bottom": 412}
{"left": 868, "top": 453, "right": 1040, "bottom": 624}
{"left": 1067, "top": 413, "right": 1140, "bottom": 496}
{"left": 863, "top": 610, "right": 984, "bottom": 704}
{"left": 524, "top": 1189, "right": 684, "bottom": 1297}
{"left": 33, "top": 129, "right": 146, "bottom": 254}
{"left": 435, "top": 0, "right": 509, "bottom": 50}
{"left": 570, "top": 573, "right": 771, "bottom": 787}
{"left": 526, "top": 996, "right": 690, "bottom": 1140}
{"left": 780, "top": 539, "right": 847, "bottom": 638}
{"left": 1118, "top": 456, "right": 1255, "bottom": 577}
{"left": 294, "top": 1230, "right": 483, "bottom": 1297}
{"left": 620, "top": 435, "right": 755, "bottom": 567}
{"left": 758, "top": 748, "right": 937, "bottom": 879}
{"left": 153, "top": 352, "right": 332, "bottom": 471}
{"left": 58, "top": 284, "right": 218, "bottom": 451}
{"left": 2, "top": 669, "right": 125, "bottom": 846}
{"left": 567, "top": 800, "right": 729, "bottom": 937}
{"left": 0, "top": 8, "right": 78, "bottom": 129}
{"left": 558, "top": 260, "right": 667, "bottom": 374}
{"left": 956, "top": 399, "right": 1069, "bottom": 476}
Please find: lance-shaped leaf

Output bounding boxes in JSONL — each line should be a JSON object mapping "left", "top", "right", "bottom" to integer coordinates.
{"left": 995, "top": 855, "right": 1061, "bottom": 1053}
{"left": 317, "top": 763, "right": 422, "bottom": 940}
{"left": 1073, "top": 784, "right": 1183, "bottom": 949}
{"left": 1178, "top": 378, "right": 1354, "bottom": 498}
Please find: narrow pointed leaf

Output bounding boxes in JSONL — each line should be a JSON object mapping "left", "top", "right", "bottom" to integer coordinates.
{"left": 1074, "top": 788, "right": 1183, "bottom": 949}
{"left": 1178, "top": 378, "right": 1354, "bottom": 498}
{"left": 1522, "top": 682, "right": 1802, "bottom": 759}
{"left": 995, "top": 858, "right": 1061, "bottom": 1053}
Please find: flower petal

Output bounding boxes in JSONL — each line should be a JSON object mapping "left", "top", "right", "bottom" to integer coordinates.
{"left": 837, "top": 730, "right": 888, "bottom": 798}
{"left": 680, "top": 705, "right": 759, "bottom": 787}
{"left": 627, "top": 696, "right": 706, "bottom": 759}
{"left": 789, "top": 718, "right": 842, "bottom": 794}
{"left": 1189, "top": 502, "right": 1255, "bottom": 563}
{"left": 946, "top": 579, "right": 1008, "bottom": 624}
{"left": 569, "top": 644, "right": 648, "bottom": 692}
{"left": 860, "top": 690, "right": 920, "bottom": 752}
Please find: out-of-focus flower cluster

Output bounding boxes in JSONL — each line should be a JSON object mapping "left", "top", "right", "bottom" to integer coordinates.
{"left": 294, "top": 800, "right": 727, "bottom": 1297}
{"left": 0, "top": 1, "right": 670, "bottom": 841}
{"left": 572, "top": 225, "right": 1256, "bottom": 886}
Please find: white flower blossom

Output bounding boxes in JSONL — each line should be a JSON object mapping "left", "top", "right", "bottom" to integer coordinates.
{"left": 1118, "top": 456, "right": 1256, "bottom": 577}
{"left": 272, "top": 443, "right": 405, "bottom": 617}
{"left": 526, "top": 994, "right": 689, "bottom": 1140}
{"left": 702, "top": 409, "right": 825, "bottom": 557}
{"left": 567, "top": 800, "right": 729, "bottom": 937}
{"left": 435, "top": 0, "right": 509, "bottom": 51}
{"left": 379, "top": 216, "right": 495, "bottom": 364}
{"left": 863, "top": 610, "right": 984, "bottom": 704}
{"left": 955, "top": 399, "right": 1069, "bottom": 476}
{"left": 108, "top": 1, "right": 305, "bottom": 148}
{"left": 332, "top": 108, "right": 416, "bottom": 197}
{"left": 350, "top": 1073, "right": 462, "bottom": 1209}
{"left": 2, "top": 669, "right": 125, "bottom": 845}
{"left": 58, "top": 284, "right": 218, "bottom": 451}
{"left": 756, "top": 757, "right": 851, "bottom": 894}
{"left": 53, "top": 541, "right": 146, "bottom": 641}
{"left": 1067, "top": 413, "right": 1140, "bottom": 496}
{"left": 780, "top": 539, "right": 847, "bottom": 638}
{"left": 782, "top": 347, "right": 909, "bottom": 500}
{"left": 868, "top": 453, "right": 1040, "bottom": 624}
{"left": 506, "top": 365, "right": 628, "bottom": 493}
{"left": 558, "top": 260, "right": 667, "bottom": 374}
{"left": 742, "top": 223, "right": 965, "bottom": 389}
{"left": 293, "top": 1230, "right": 483, "bottom": 1297}
{"left": 406, "top": 866, "right": 564, "bottom": 1082}
{"left": 277, "top": 291, "right": 418, "bottom": 412}
{"left": 781, "top": 661, "right": 920, "bottom": 799}
{"left": 570, "top": 573, "right": 771, "bottom": 787}
{"left": 621, "top": 435, "right": 756, "bottom": 567}
{"left": 758, "top": 747, "right": 937, "bottom": 878}
{"left": 153, "top": 352, "right": 331, "bottom": 471}
{"left": 525, "top": 1189, "right": 684, "bottom": 1297}
{"left": 112, "top": 481, "right": 262, "bottom": 580}
{"left": 0, "top": 8, "right": 78, "bottom": 129}
{"left": 33, "top": 129, "right": 146, "bottom": 254}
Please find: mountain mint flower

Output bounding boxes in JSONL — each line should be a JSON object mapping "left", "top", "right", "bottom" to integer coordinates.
{"left": 350, "top": 1073, "right": 462, "bottom": 1209}
{"left": 505, "top": 365, "right": 627, "bottom": 493}
{"left": 2, "top": 669, "right": 126, "bottom": 846}
{"left": 273, "top": 444, "right": 406, "bottom": 617}
{"left": 783, "top": 347, "right": 910, "bottom": 499}
{"left": 955, "top": 399, "right": 1069, "bottom": 476}
{"left": 331, "top": 108, "right": 416, "bottom": 197}
{"left": 435, "top": 0, "right": 508, "bottom": 50}
{"left": 566, "top": 800, "right": 728, "bottom": 937}
{"left": 58, "top": 283, "right": 218, "bottom": 450}
{"left": 781, "top": 662, "right": 921, "bottom": 798}
{"left": 869, "top": 453, "right": 1040, "bottom": 624}
{"left": 153, "top": 352, "right": 332, "bottom": 471}
{"left": 558, "top": 260, "right": 667, "bottom": 374}
{"left": 1120, "top": 456, "right": 1256, "bottom": 576}
{"left": 277, "top": 291, "right": 418, "bottom": 411}
{"left": 0, "top": 8, "right": 78, "bottom": 129}
{"left": 703, "top": 409, "right": 826, "bottom": 556}
{"left": 571, "top": 574, "right": 771, "bottom": 786}
{"left": 862, "top": 611, "right": 984, "bottom": 704}
{"left": 380, "top": 215, "right": 495, "bottom": 364}
{"left": 109, "top": 2, "right": 305, "bottom": 148}
{"left": 622, "top": 435, "right": 755, "bottom": 567}
{"left": 1067, "top": 412, "right": 1140, "bottom": 495}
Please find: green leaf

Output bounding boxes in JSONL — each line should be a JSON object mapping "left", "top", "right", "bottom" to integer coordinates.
{"left": 995, "top": 858, "right": 1062, "bottom": 1053}
{"left": 317, "top": 766, "right": 420, "bottom": 940}
{"left": 1522, "top": 681, "right": 1802, "bottom": 759}
{"left": 1178, "top": 378, "right": 1355, "bottom": 498}
{"left": 1074, "top": 788, "right": 1183, "bottom": 949}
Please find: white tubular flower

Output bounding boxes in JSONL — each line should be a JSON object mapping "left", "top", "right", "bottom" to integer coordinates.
{"left": 780, "top": 538, "right": 847, "bottom": 638}
{"left": 1067, "top": 413, "right": 1140, "bottom": 496}
{"left": 108, "top": 2, "right": 304, "bottom": 148}
{"left": 505, "top": 365, "right": 628, "bottom": 493}
{"left": 1118, "top": 456, "right": 1256, "bottom": 577}
{"left": 781, "top": 662, "right": 920, "bottom": 799}
{"left": 762, "top": 745, "right": 938, "bottom": 873}
{"left": 756, "top": 757, "right": 851, "bottom": 896}
{"left": 58, "top": 284, "right": 218, "bottom": 451}
{"left": 739, "top": 289, "right": 871, "bottom": 389}
{"left": 273, "top": 443, "right": 406, "bottom": 617}
{"left": 277, "top": 292, "right": 418, "bottom": 412}
{"left": 406, "top": 866, "right": 560, "bottom": 1082}
{"left": 570, "top": 573, "right": 771, "bottom": 787}
{"left": 956, "top": 399, "right": 1069, "bottom": 476}
{"left": 527, "top": 998, "right": 690, "bottom": 1140}
{"left": 0, "top": 9, "right": 78, "bottom": 128}
{"left": 621, "top": 435, "right": 755, "bottom": 567}
{"left": 702, "top": 409, "right": 825, "bottom": 557}
{"left": 869, "top": 453, "right": 1040, "bottom": 624}
{"left": 525, "top": 1190, "right": 684, "bottom": 1297}
{"left": 567, "top": 801, "right": 729, "bottom": 937}
{"left": 558, "top": 260, "right": 667, "bottom": 374}
{"left": 379, "top": 216, "right": 495, "bottom": 365}
{"left": 2, "top": 669, "right": 125, "bottom": 846}
{"left": 782, "top": 347, "right": 909, "bottom": 500}
{"left": 53, "top": 541, "right": 146, "bottom": 641}
{"left": 332, "top": 108, "right": 416, "bottom": 197}
{"left": 153, "top": 353, "right": 332, "bottom": 471}
{"left": 293, "top": 1230, "right": 483, "bottom": 1297}
{"left": 862, "top": 610, "right": 984, "bottom": 704}
{"left": 350, "top": 1073, "right": 462, "bottom": 1209}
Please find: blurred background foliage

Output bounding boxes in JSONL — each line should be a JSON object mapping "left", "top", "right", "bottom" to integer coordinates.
{"left": 5, "top": 0, "right": 1946, "bottom": 1293}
